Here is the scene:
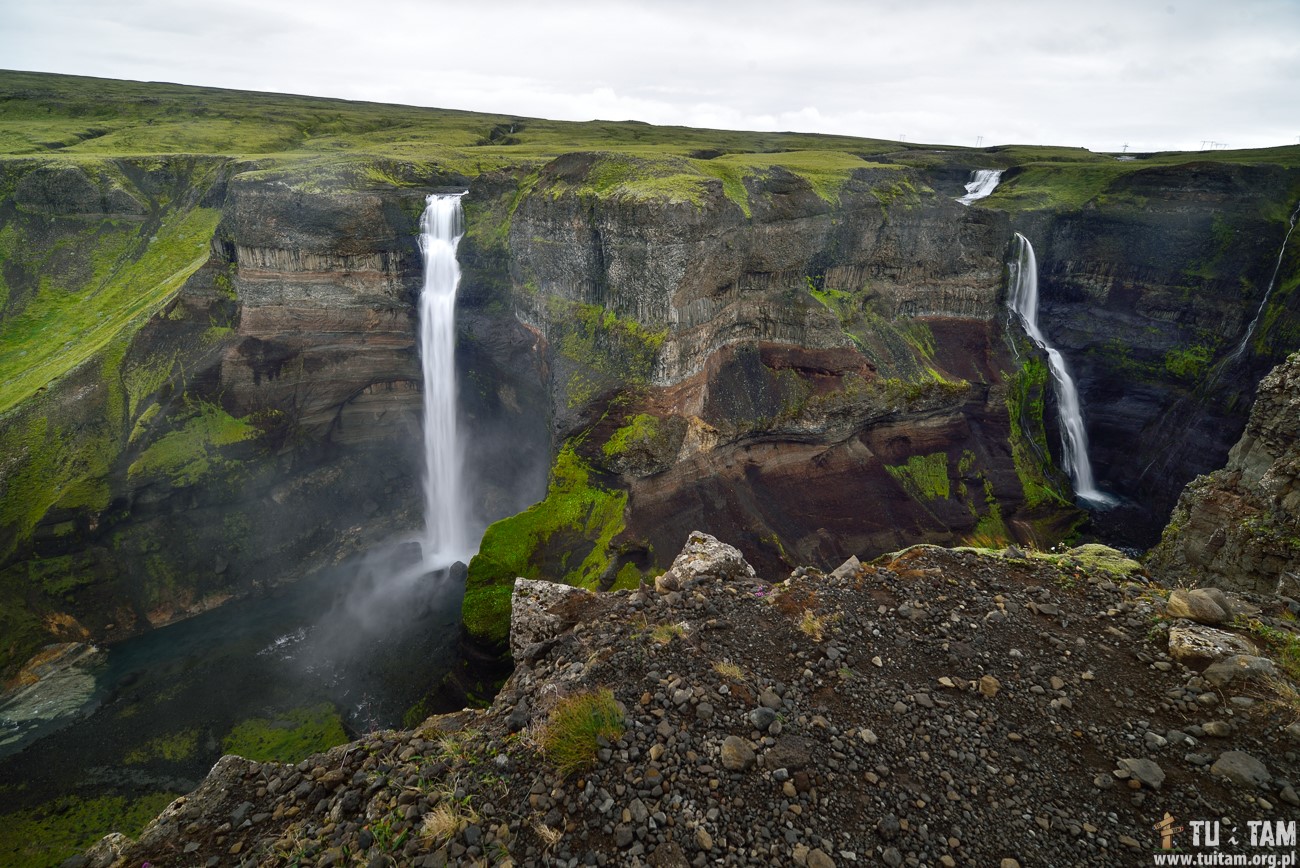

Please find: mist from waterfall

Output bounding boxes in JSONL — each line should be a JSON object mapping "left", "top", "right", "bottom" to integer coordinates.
{"left": 1008, "top": 234, "right": 1115, "bottom": 507}
{"left": 417, "top": 193, "right": 473, "bottom": 568}
{"left": 957, "top": 169, "right": 1003, "bottom": 205}
{"left": 1226, "top": 199, "right": 1300, "bottom": 365}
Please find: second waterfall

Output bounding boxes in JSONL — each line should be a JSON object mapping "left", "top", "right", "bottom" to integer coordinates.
{"left": 418, "top": 193, "right": 473, "bottom": 567}
{"left": 1007, "top": 233, "right": 1115, "bottom": 507}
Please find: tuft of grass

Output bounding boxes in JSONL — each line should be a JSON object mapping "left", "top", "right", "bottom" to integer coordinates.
{"left": 712, "top": 660, "right": 744, "bottom": 680}
{"left": 799, "top": 609, "right": 825, "bottom": 642}
{"left": 650, "top": 622, "right": 687, "bottom": 644}
{"left": 538, "top": 688, "right": 625, "bottom": 777}
{"left": 420, "top": 800, "right": 480, "bottom": 847}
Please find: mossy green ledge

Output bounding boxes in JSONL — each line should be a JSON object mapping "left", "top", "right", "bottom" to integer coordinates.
{"left": 462, "top": 444, "right": 627, "bottom": 647}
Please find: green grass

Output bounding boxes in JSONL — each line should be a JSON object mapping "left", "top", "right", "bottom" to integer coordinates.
{"left": 0, "top": 198, "right": 221, "bottom": 415}
{"left": 123, "top": 727, "right": 200, "bottom": 765}
{"left": 221, "top": 702, "right": 349, "bottom": 763}
{"left": 0, "top": 791, "right": 179, "bottom": 868}
{"left": 539, "top": 688, "right": 625, "bottom": 776}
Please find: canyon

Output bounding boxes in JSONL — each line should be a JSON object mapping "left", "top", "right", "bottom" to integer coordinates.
{"left": 3, "top": 69, "right": 1300, "bottom": 868}
{"left": 1, "top": 72, "right": 1299, "bottom": 668}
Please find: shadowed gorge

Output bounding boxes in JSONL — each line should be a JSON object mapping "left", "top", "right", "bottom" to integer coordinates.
{"left": 2, "top": 70, "right": 1300, "bottom": 866}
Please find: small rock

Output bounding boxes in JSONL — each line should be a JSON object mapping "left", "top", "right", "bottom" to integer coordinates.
{"left": 806, "top": 848, "right": 836, "bottom": 868}
{"left": 748, "top": 707, "right": 777, "bottom": 731}
{"left": 979, "top": 675, "right": 1001, "bottom": 698}
{"left": 1117, "top": 758, "right": 1165, "bottom": 790}
{"left": 720, "top": 736, "right": 756, "bottom": 772}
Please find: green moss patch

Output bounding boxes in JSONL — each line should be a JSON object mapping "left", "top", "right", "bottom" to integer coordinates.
{"left": 122, "top": 727, "right": 200, "bottom": 765}
{"left": 602, "top": 413, "right": 661, "bottom": 459}
{"left": 885, "top": 452, "right": 951, "bottom": 501}
{"left": 1004, "top": 356, "right": 1070, "bottom": 508}
{"left": 221, "top": 702, "right": 348, "bottom": 763}
{"left": 0, "top": 791, "right": 178, "bottom": 868}
{"left": 128, "top": 401, "right": 258, "bottom": 486}
{"left": 0, "top": 189, "right": 220, "bottom": 415}
{"left": 463, "top": 445, "right": 628, "bottom": 645}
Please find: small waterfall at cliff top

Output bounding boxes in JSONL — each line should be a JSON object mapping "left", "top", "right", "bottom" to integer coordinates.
{"left": 957, "top": 169, "right": 1003, "bottom": 205}
{"left": 1226, "top": 199, "right": 1300, "bottom": 364}
{"left": 417, "top": 192, "right": 473, "bottom": 567}
{"left": 1008, "top": 234, "right": 1115, "bottom": 507}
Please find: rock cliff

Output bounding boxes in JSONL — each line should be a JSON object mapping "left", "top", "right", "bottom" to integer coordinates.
{"left": 1149, "top": 352, "right": 1300, "bottom": 595}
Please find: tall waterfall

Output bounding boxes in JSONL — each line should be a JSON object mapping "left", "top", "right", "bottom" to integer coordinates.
{"left": 1008, "top": 234, "right": 1114, "bottom": 507}
{"left": 1226, "top": 199, "right": 1300, "bottom": 364}
{"left": 957, "top": 169, "right": 1003, "bottom": 206}
{"left": 417, "top": 193, "right": 472, "bottom": 567}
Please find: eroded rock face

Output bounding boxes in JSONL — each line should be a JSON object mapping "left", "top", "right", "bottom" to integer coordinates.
{"left": 1150, "top": 352, "right": 1300, "bottom": 595}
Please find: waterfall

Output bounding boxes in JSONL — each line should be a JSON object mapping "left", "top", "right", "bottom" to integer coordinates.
{"left": 1226, "top": 199, "right": 1300, "bottom": 364}
{"left": 1008, "top": 234, "right": 1115, "bottom": 507}
{"left": 957, "top": 169, "right": 1003, "bottom": 206}
{"left": 417, "top": 193, "right": 472, "bottom": 567}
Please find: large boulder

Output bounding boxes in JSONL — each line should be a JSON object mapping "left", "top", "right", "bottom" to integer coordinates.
{"left": 509, "top": 578, "right": 594, "bottom": 660}
{"left": 654, "top": 531, "right": 756, "bottom": 594}
{"left": 1165, "top": 588, "right": 1234, "bottom": 625}
{"left": 1202, "top": 653, "right": 1278, "bottom": 688}
{"left": 1167, "top": 623, "right": 1257, "bottom": 668}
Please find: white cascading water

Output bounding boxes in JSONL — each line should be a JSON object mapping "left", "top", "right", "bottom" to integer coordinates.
{"left": 956, "top": 169, "right": 1004, "bottom": 206}
{"left": 1226, "top": 199, "right": 1300, "bottom": 364}
{"left": 417, "top": 193, "right": 472, "bottom": 567}
{"left": 1008, "top": 233, "right": 1115, "bottom": 507}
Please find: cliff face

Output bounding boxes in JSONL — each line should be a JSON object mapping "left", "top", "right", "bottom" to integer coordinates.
{"left": 457, "top": 161, "right": 1091, "bottom": 643}
{"left": 0, "top": 160, "right": 550, "bottom": 672}
{"left": 1009, "top": 161, "right": 1300, "bottom": 542}
{"left": 1149, "top": 352, "right": 1300, "bottom": 595}
{"left": 3, "top": 141, "right": 1299, "bottom": 667}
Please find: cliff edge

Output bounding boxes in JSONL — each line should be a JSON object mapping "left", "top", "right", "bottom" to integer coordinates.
{"left": 81, "top": 533, "right": 1300, "bottom": 868}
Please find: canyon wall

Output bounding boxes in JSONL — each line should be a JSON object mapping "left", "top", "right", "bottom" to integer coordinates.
{"left": 3, "top": 146, "right": 1299, "bottom": 666}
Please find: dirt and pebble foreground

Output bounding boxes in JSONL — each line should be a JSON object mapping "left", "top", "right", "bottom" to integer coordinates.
{"left": 77, "top": 533, "right": 1300, "bottom": 867}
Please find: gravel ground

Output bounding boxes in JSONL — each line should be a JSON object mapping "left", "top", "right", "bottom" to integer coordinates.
{"left": 80, "top": 536, "right": 1300, "bottom": 868}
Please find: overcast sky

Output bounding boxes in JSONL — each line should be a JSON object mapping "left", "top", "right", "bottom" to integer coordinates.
{"left": 3, "top": 0, "right": 1298, "bottom": 153}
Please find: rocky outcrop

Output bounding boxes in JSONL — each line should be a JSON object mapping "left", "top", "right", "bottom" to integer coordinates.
{"left": 89, "top": 535, "right": 1300, "bottom": 867}
{"left": 1149, "top": 352, "right": 1300, "bottom": 595}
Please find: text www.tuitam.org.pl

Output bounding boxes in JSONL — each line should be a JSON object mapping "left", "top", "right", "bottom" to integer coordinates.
{"left": 1151, "top": 816, "right": 1296, "bottom": 867}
